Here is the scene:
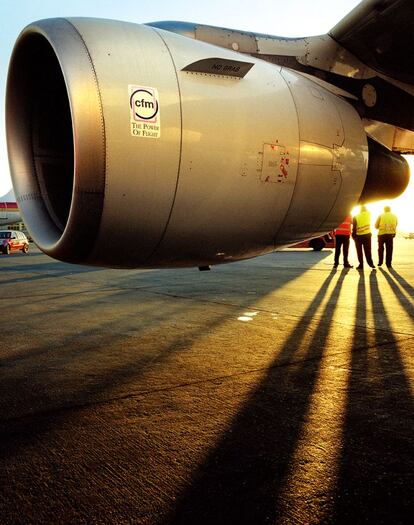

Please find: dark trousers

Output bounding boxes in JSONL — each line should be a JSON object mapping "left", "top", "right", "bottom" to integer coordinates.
{"left": 354, "top": 233, "right": 374, "bottom": 267}
{"left": 334, "top": 235, "right": 350, "bottom": 265}
{"left": 378, "top": 234, "right": 395, "bottom": 266}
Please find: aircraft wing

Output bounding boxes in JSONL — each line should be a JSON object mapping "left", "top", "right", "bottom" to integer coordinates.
{"left": 150, "top": 0, "right": 414, "bottom": 152}
{"left": 330, "top": 0, "right": 414, "bottom": 85}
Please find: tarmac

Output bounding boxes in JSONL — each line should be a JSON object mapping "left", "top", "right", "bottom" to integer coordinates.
{"left": 0, "top": 238, "right": 413, "bottom": 524}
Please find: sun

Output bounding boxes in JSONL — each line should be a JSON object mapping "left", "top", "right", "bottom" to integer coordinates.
{"left": 352, "top": 155, "right": 414, "bottom": 233}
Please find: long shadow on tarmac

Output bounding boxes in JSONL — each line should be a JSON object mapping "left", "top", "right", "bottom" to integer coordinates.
{"left": 0, "top": 261, "right": 104, "bottom": 285}
{"left": 160, "top": 268, "right": 347, "bottom": 524}
{"left": 0, "top": 255, "right": 329, "bottom": 432}
{"left": 389, "top": 267, "right": 414, "bottom": 297}
{"left": 0, "top": 255, "right": 321, "bottom": 373}
{"left": 2, "top": 253, "right": 412, "bottom": 524}
{"left": 332, "top": 271, "right": 414, "bottom": 524}
{"left": 380, "top": 268, "right": 414, "bottom": 319}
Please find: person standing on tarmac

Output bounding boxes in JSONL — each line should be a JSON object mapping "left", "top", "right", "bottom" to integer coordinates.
{"left": 375, "top": 205, "right": 398, "bottom": 268}
{"left": 334, "top": 214, "right": 353, "bottom": 268}
{"left": 352, "top": 205, "right": 376, "bottom": 270}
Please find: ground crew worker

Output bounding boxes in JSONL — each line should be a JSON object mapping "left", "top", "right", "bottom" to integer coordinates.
{"left": 375, "top": 205, "right": 398, "bottom": 268}
{"left": 334, "top": 215, "right": 353, "bottom": 268}
{"left": 352, "top": 205, "right": 375, "bottom": 269}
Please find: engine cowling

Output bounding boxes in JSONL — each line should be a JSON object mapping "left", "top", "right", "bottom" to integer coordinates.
{"left": 6, "top": 18, "right": 378, "bottom": 267}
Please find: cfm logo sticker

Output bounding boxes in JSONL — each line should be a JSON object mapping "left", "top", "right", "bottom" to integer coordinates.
{"left": 129, "top": 85, "right": 161, "bottom": 138}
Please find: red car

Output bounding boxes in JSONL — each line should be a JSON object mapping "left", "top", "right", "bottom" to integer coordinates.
{"left": 0, "top": 230, "right": 29, "bottom": 254}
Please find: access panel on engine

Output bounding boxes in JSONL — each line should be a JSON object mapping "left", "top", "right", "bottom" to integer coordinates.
{"left": 258, "top": 143, "right": 290, "bottom": 184}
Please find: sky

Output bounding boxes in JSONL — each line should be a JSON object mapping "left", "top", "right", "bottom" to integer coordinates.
{"left": 1, "top": 0, "right": 412, "bottom": 230}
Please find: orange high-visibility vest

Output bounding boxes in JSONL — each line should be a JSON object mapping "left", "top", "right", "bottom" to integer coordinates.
{"left": 335, "top": 215, "right": 352, "bottom": 236}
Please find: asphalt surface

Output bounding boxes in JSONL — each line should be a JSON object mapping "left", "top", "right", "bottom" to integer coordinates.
{"left": 0, "top": 239, "right": 413, "bottom": 524}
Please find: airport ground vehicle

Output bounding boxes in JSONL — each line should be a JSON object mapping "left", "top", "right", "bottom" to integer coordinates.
{"left": 291, "top": 233, "right": 335, "bottom": 251}
{"left": 0, "top": 230, "right": 29, "bottom": 254}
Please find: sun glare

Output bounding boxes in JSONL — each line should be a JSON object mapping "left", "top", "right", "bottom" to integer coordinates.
{"left": 352, "top": 155, "right": 414, "bottom": 233}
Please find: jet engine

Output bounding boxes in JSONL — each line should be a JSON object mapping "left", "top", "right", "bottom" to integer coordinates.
{"left": 6, "top": 18, "right": 409, "bottom": 268}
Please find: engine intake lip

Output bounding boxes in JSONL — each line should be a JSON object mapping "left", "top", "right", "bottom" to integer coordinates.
{"left": 6, "top": 18, "right": 106, "bottom": 263}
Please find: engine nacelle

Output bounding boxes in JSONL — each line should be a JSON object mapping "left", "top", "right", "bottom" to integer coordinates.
{"left": 7, "top": 18, "right": 371, "bottom": 268}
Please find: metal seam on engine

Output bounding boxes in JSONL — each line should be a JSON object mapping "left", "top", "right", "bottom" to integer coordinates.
{"left": 62, "top": 18, "right": 107, "bottom": 260}
{"left": 272, "top": 67, "right": 302, "bottom": 245}
{"left": 143, "top": 27, "right": 184, "bottom": 265}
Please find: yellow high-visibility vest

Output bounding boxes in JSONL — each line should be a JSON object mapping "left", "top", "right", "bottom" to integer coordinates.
{"left": 355, "top": 211, "right": 371, "bottom": 235}
{"left": 377, "top": 212, "right": 397, "bottom": 235}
